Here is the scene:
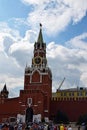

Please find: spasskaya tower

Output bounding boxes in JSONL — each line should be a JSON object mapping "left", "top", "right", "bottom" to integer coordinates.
{"left": 21, "top": 24, "right": 52, "bottom": 119}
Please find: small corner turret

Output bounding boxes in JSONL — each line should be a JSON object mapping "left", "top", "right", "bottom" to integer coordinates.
{"left": 1, "top": 84, "right": 9, "bottom": 99}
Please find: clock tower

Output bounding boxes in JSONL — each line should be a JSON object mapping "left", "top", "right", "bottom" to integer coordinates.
{"left": 23, "top": 24, "right": 52, "bottom": 119}
{"left": 32, "top": 24, "right": 47, "bottom": 68}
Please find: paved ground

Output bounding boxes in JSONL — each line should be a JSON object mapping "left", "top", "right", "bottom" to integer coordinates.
{"left": 67, "top": 123, "right": 82, "bottom": 130}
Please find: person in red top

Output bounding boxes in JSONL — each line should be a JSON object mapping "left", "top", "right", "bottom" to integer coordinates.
{"left": 64, "top": 125, "right": 67, "bottom": 130}
{"left": 2, "top": 124, "right": 9, "bottom": 130}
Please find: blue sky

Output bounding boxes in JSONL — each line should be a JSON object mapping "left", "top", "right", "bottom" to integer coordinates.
{"left": 0, "top": 0, "right": 30, "bottom": 20}
{"left": 0, "top": 0, "right": 87, "bottom": 97}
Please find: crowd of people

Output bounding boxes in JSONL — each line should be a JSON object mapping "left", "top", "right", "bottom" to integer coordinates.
{"left": 0, "top": 121, "right": 76, "bottom": 130}
{"left": 0, "top": 122, "right": 69, "bottom": 130}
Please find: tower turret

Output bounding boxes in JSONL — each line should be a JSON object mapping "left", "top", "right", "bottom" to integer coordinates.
{"left": 32, "top": 24, "right": 47, "bottom": 68}
{"left": 1, "top": 84, "right": 9, "bottom": 99}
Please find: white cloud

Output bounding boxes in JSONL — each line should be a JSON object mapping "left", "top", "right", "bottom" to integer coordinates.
{"left": 80, "top": 72, "right": 87, "bottom": 87}
{"left": 0, "top": 50, "right": 24, "bottom": 97}
{"left": 46, "top": 33, "right": 87, "bottom": 91}
{"left": 21, "top": 0, "right": 46, "bottom": 5}
{"left": 64, "top": 0, "right": 87, "bottom": 23}
{"left": 66, "top": 33, "right": 87, "bottom": 50}
{"left": 0, "top": 23, "right": 36, "bottom": 97}
{"left": 21, "top": 0, "right": 87, "bottom": 35}
{"left": 0, "top": 74, "right": 23, "bottom": 97}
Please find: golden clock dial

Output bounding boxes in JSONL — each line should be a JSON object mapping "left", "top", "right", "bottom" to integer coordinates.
{"left": 33, "top": 56, "right": 42, "bottom": 65}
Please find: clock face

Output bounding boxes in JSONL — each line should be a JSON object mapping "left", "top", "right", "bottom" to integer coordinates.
{"left": 34, "top": 56, "right": 42, "bottom": 65}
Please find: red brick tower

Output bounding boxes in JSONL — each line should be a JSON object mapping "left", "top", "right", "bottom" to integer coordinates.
{"left": 20, "top": 24, "right": 52, "bottom": 119}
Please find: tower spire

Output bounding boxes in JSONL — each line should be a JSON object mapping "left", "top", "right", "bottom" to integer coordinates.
{"left": 37, "top": 23, "right": 43, "bottom": 44}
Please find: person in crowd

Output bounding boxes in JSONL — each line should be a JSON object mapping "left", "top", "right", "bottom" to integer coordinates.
{"left": 64, "top": 125, "right": 67, "bottom": 130}
{"left": 17, "top": 122, "right": 22, "bottom": 130}
{"left": 60, "top": 124, "right": 64, "bottom": 130}
{"left": 9, "top": 124, "right": 14, "bottom": 130}
{"left": 78, "top": 125, "right": 80, "bottom": 130}
{"left": 2, "top": 124, "right": 9, "bottom": 130}
{"left": 68, "top": 125, "right": 72, "bottom": 130}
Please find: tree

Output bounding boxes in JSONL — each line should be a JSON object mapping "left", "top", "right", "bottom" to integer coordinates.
{"left": 77, "top": 114, "right": 87, "bottom": 125}
{"left": 54, "top": 110, "right": 69, "bottom": 124}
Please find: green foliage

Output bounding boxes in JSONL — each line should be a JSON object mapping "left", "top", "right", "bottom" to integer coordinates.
{"left": 53, "top": 110, "right": 69, "bottom": 124}
{"left": 77, "top": 114, "right": 87, "bottom": 125}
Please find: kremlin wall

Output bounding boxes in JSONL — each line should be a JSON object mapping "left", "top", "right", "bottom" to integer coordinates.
{"left": 0, "top": 25, "right": 87, "bottom": 123}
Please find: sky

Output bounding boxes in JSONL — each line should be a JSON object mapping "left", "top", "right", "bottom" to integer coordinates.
{"left": 0, "top": 0, "right": 87, "bottom": 97}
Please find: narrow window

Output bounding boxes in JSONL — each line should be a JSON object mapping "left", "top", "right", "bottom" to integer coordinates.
{"left": 27, "top": 98, "right": 32, "bottom": 105}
